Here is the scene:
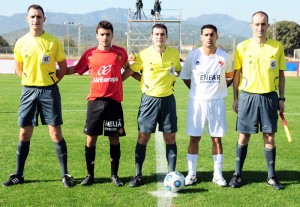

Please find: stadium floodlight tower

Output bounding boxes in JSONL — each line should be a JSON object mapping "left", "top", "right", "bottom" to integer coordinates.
{"left": 127, "top": 1, "right": 182, "bottom": 57}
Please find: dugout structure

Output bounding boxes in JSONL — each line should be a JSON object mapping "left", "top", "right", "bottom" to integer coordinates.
{"left": 127, "top": 8, "right": 182, "bottom": 56}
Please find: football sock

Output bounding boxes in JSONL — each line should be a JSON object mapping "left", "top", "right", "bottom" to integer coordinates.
{"left": 213, "top": 154, "right": 224, "bottom": 178}
{"left": 85, "top": 145, "right": 96, "bottom": 176}
{"left": 135, "top": 143, "right": 146, "bottom": 176}
{"left": 264, "top": 147, "right": 276, "bottom": 178}
{"left": 54, "top": 139, "right": 68, "bottom": 176}
{"left": 235, "top": 144, "right": 248, "bottom": 175}
{"left": 166, "top": 143, "right": 177, "bottom": 172}
{"left": 110, "top": 143, "right": 121, "bottom": 177}
{"left": 187, "top": 154, "right": 198, "bottom": 176}
{"left": 16, "top": 140, "right": 30, "bottom": 176}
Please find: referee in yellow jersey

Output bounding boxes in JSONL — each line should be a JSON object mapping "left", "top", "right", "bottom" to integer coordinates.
{"left": 229, "top": 11, "right": 286, "bottom": 190}
{"left": 3, "top": 4, "right": 73, "bottom": 187}
{"left": 122, "top": 23, "right": 182, "bottom": 187}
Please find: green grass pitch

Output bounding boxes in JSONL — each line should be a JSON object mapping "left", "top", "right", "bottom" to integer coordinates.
{"left": 0, "top": 74, "right": 299, "bottom": 206}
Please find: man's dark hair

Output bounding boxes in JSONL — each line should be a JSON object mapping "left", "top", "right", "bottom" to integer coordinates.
{"left": 201, "top": 24, "right": 217, "bottom": 34}
{"left": 27, "top": 4, "right": 45, "bottom": 17}
{"left": 152, "top": 23, "right": 168, "bottom": 36}
{"left": 96, "top": 20, "right": 114, "bottom": 34}
{"left": 252, "top": 11, "right": 269, "bottom": 23}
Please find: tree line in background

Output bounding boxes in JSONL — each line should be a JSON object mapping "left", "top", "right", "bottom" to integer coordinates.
{"left": 0, "top": 36, "right": 9, "bottom": 47}
{"left": 1, "top": 20, "right": 299, "bottom": 57}
{"left": 270, "top": 21, "right": 300, "bottom": 55}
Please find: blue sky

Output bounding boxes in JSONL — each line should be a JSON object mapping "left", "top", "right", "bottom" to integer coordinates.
{"left": 0, "top": 0, "right": 299, "bottom": 24}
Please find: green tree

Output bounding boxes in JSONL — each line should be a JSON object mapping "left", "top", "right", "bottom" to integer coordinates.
{"left": 269, "top": 21, "right": 300, "bottom": 55}
{"left": 0, "top": 35, "right": 9, "bottom": 46}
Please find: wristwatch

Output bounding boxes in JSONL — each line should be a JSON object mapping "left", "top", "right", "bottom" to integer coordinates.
{"left": 278, "top": 97, "right": 285, "bottom": 102}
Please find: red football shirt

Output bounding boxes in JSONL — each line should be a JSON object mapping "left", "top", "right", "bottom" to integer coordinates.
{"left": 74, "top": 45, "right": 128, "bottom": 102}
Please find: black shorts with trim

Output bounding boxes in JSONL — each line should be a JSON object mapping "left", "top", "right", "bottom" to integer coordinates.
{"left": 84, "top": 98, "right": 126, "bottom": 137}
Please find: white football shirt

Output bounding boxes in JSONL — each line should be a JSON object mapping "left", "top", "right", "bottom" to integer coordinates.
{"left": 180, "top": 47, "right": 233, "bottom": 100}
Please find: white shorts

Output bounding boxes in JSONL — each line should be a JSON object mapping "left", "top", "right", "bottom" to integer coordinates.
{"left": 186, "top": 98, "right": 227, "bottom": 137}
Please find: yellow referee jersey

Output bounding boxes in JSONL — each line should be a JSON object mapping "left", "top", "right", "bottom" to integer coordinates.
{"left": 14, "top": 32, "right": 66, "bottom": 86}
{"left": 234, "top": 38, "right": 286, "bottom": 93}
{"left": 131, "top": 46, "right": 182, "bottom": 97}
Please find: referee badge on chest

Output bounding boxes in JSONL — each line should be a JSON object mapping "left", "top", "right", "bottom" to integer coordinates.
{"left": 169, "top": 66, "right": 175, "bottom": 75}
{"left": 270, "top": 60, "right": 277, "bottom": 69}
{"left": 42, "top": 54, "right": 50, "bottom": 64}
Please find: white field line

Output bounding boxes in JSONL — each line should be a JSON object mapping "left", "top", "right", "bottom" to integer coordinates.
{"left": 149, "top": 127, "right": 178, "bottom": 207}
{"left": 61, "top": 109, "right": 300, "bottom": 116}
{"left": 62, "top": 109, "right": 181, "bottom": 205}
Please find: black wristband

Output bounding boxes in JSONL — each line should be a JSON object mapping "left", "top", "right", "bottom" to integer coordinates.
{"left": 278, "top": 97, "right": 285, "bottom": 102}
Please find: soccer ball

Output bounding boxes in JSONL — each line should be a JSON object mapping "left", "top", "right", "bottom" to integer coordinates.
{"left": 164, "top": 171, "right": 185, "bottom": 193}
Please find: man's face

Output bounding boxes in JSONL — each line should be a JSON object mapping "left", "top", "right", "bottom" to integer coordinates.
{"left": 26, "top": 8, "right": 45, "bottom": 31}
{"left": 251, "top": 13, "right": 269, "bottom": 38}
{"left": 151, "top": 27, "right": 167, "bottom": 48}
{"left": 200, "top": 28, "right": 218, "bottom": 48}
{"left": 96, "top": 28, "right": 113, "bottom": 48}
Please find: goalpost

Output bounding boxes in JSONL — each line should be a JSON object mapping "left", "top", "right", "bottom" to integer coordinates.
{"left": 293, "top": 48, "right": 300, "bottom": 60}
{"left": 292, "top": 48, "right": 300, "bottom": 77}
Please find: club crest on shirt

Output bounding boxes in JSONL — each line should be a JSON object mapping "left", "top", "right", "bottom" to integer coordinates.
{"left": 219, "top": 60, "right": 224, "bottom": 67}
{"left": 117, "top": 54, "right": 122, "bottom": 61}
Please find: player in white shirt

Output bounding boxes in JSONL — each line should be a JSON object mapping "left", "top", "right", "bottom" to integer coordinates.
{"left": 180, "top": 24, "right": 233, "bottom": 187}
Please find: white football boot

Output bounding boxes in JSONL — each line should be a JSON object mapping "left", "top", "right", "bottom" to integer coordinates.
{"left": 185, "top": 174, "right": 197, "bottom": 186}
{"left": 212, "top": 176, "right": 227, "bottom": 187}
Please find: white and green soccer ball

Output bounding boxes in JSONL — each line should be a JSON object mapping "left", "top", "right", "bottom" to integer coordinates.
{"left": 164, "top": 171, "right": 185, "bottom": 193}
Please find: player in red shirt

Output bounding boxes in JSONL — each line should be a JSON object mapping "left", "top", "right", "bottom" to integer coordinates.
{"left": 67, "top": 20, "right": 140, "bottom": 186}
